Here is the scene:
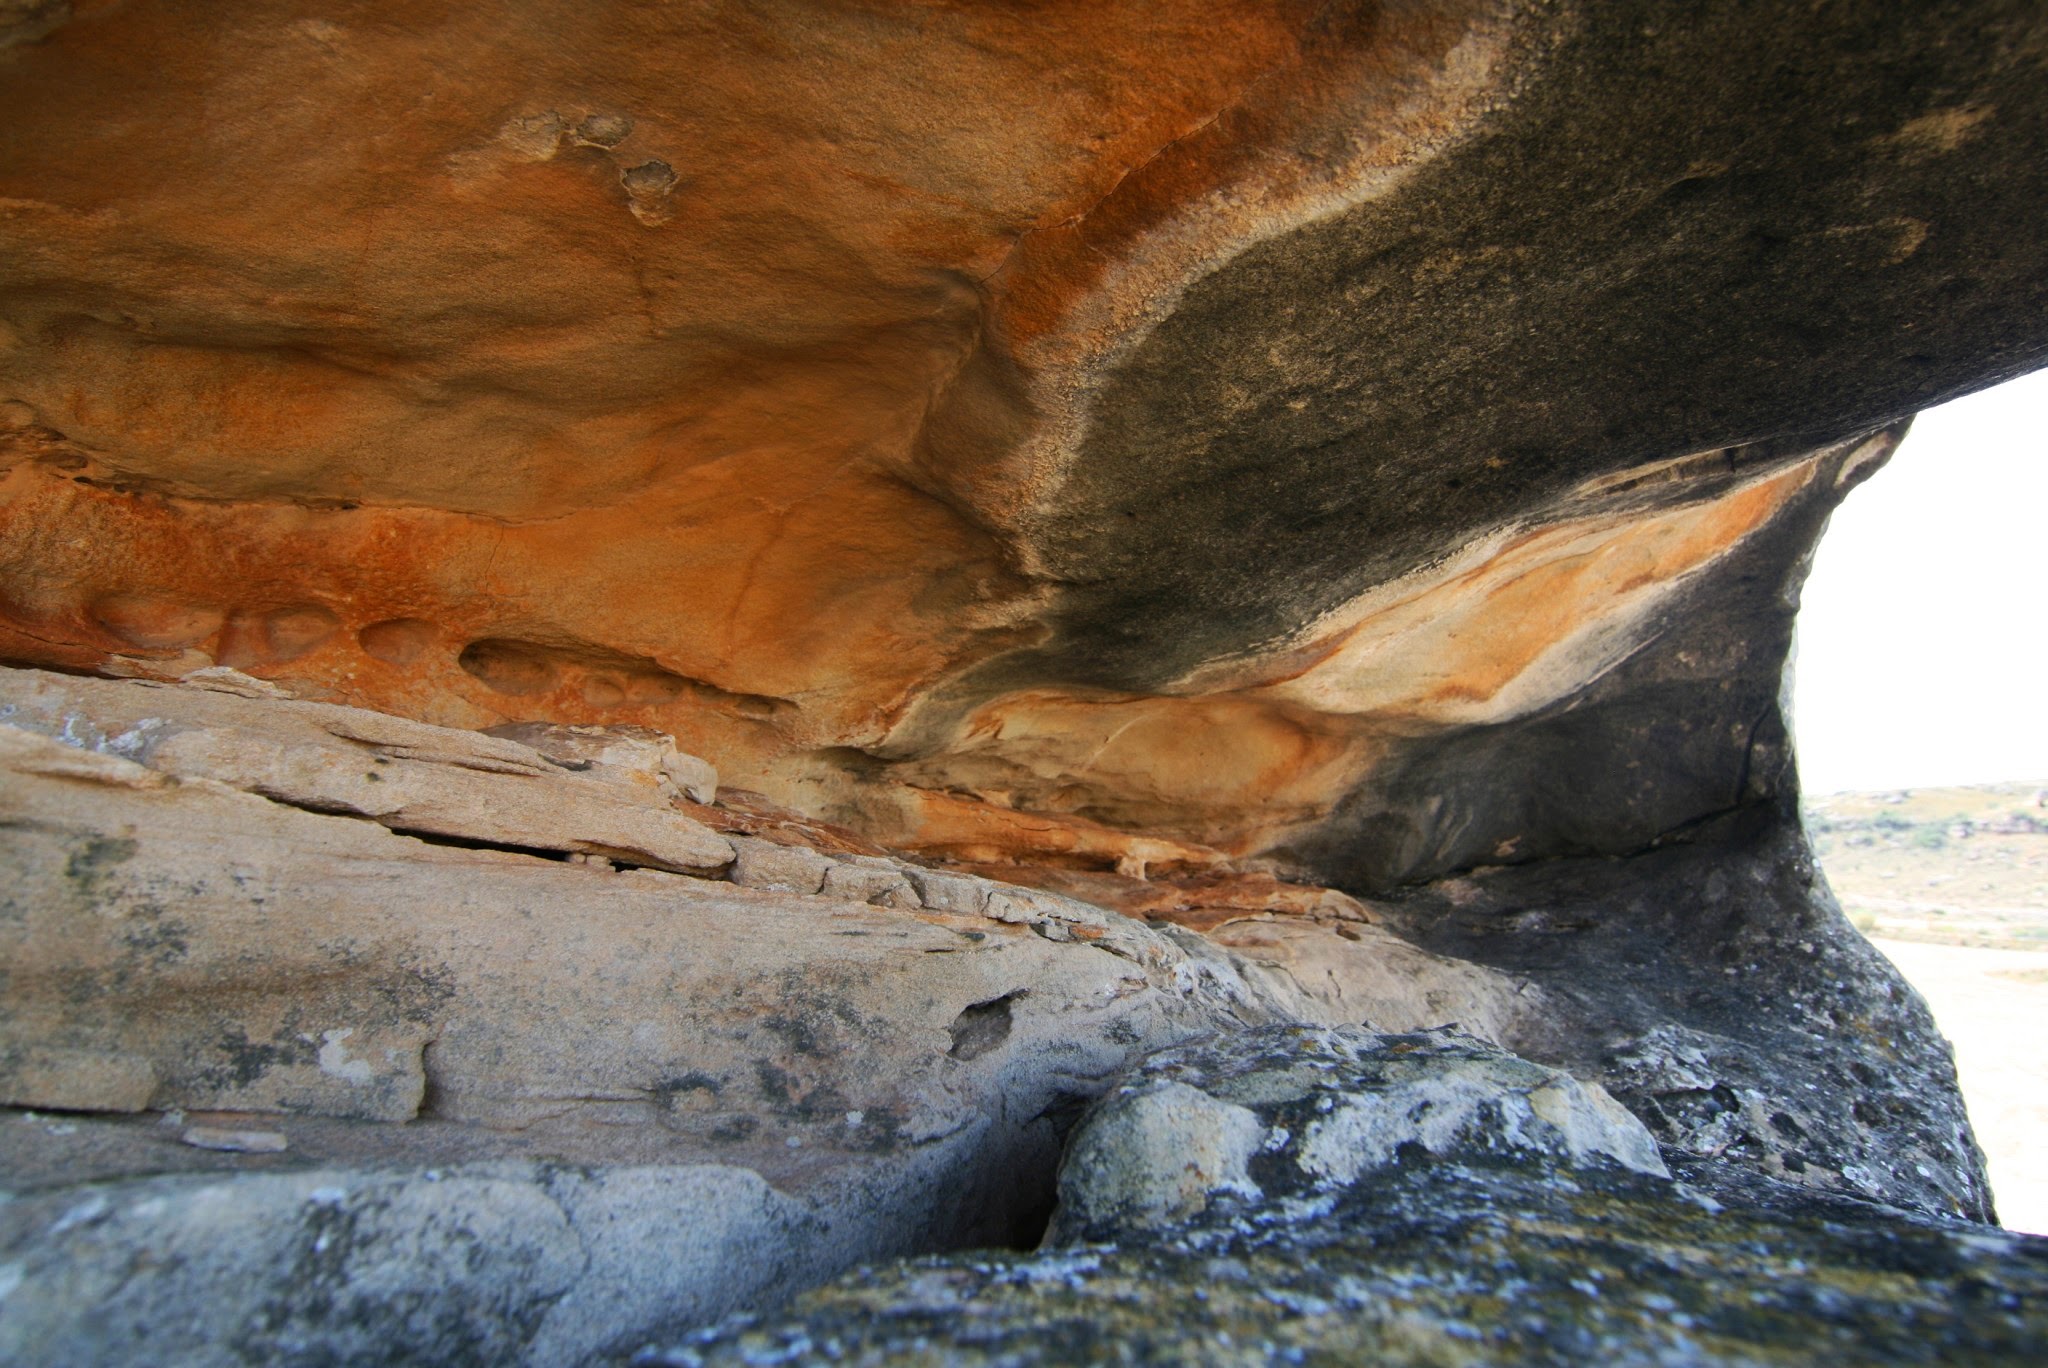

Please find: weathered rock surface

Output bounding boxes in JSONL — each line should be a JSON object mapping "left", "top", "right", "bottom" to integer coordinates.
{"left": 0, "top": 666, "right": 736, "bottom": 874}
{"left": 0, "top": 670, "right": 1992, "bottom": 1360}
{"left": 0, "top": 666, "right": 1557, "bottom": 1363}
{"left": 1, "top": 1162, "right": 830, "bottom": 1367}
{"left": 1049, "top": 1026, "right": 1667, "bottom": 1243}
{"left": 1205, "top": 917, "right": 1541, "bottom": 1047}
{"left": 657, "top": 1031, "right": 2048, "bottom": 1367}
{"left": 660, "top": 1163, "right": 2048, "bottom": 1367}
{"left": 1381, "top": 817, "right": 1994, "bottom": 1221}
{"left": 0, "top": 678, "right": 1283, "bottom": 1134}
{"left": 2, "top": 3, "right": 2044, "bottom": 1362}
{"left": 0, "top": 4, "right": 2044, "bottom": 887}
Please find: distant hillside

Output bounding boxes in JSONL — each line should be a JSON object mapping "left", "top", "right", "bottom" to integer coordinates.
{"left": 1806, "top": 781, "right": 2048, "bottom": 949}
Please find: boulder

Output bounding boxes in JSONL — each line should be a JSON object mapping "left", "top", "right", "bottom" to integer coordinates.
{"left": 655, "top": 1033, "right": 2048, "bottom": 1367}
{"left": 1048, "top": 1025, "right": 1666, "bottom": 1243}
{"left": 660, "top": 1163, "right": 2048, "bottom": 1367}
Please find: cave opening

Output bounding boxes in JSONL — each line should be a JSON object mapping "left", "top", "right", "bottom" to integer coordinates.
{"left": 1793, "top": 367, "right": 2048, "bottom": 1233}
{"left": 7, "top": 3, "right": 2048, "bottom": 1358}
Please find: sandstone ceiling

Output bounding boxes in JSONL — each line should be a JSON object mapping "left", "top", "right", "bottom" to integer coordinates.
{"left": 7, "top": 10, "right": 2048, "bottom": 1355}
{"left": 4, "top": 0, "right": 2047, "bottom": 892}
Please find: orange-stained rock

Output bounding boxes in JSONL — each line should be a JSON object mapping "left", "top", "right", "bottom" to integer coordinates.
{"left": 947, "top": 864, "right": 1378, "bottom": 935}
{"left": 5, "top": 3, "right": 2048, "bottom": 890}
{"left": 8, "top": 11, "right": 2047, "bottom": 1358}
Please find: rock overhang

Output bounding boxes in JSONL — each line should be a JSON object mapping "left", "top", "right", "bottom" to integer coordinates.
{"left": 5, "top": 2, "right": 2047, "bottom": 897}
{"left": 5, "top": 7, "right": 2047, "bottom": 1354}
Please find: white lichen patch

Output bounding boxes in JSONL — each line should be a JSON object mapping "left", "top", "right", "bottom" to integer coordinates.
{"left": 317, "top": 1028, "right": 377, "bottom": 1086}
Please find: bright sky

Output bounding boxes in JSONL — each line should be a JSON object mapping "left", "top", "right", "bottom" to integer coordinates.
{"left": 1792, "top": 368, "right": 2048, "bottom": 795}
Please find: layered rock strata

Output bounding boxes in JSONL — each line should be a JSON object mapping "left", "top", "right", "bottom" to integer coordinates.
{"left": 2, "top": 1, "right": 2046, "bottom": 1363}
{"left": 0, "top": 666, "right": 1995, "bottom": 1360}
{"left": 0, "top": 667, "right": 1540, "bottom": 1363}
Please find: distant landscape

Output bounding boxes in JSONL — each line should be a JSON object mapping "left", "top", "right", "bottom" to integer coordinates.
{"left": 1807, "top": 780, "right": 2048, "bottom": 951}
{"left": 1807, "top": 781, "right": 2048, "bottom": 1233}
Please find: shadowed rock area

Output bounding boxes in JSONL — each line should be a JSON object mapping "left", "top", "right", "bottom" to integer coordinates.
{"left": 4, "top": 1, "right": 2046, "bottom": 879}
{"left": 656, "top": 1030, "right": 2048, "bottom": 1367}
{"left": 3, "top": 1, "right": 2048, "bottom": 1362}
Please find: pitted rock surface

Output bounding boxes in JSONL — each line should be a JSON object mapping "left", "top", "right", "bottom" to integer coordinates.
{"left": 651, "top": 1161, "right": 2048, "bottom": 1368}
{"left": 1049, "top": 1025, "right": 1665, "bottom": 1243}
{"left": 1386, "top": 820, "right": 1995, "bottom": 1221}
{"left": 0, "top": 1162, "right": 829, "bottom": 1367}
{"left": 655, "top": 1038, "right": 2048, "bottom": 1367}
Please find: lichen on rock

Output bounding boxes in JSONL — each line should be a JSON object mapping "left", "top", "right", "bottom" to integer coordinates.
{"left": 1050, "top": 1025, "right": 1667, "bottom": 1244}
{"left": 4, "top": 1, "right": 2048, "bottom": 1362}
{"left": 653, "top": 1031, "right": 2048, "bottom": 1367}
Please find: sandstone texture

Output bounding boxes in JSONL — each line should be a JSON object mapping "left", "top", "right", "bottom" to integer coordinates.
{"left": 0, "top": 667, "right": 1986, "bottom": 1360}
{"left": 0, "top": 2, "right": 2044, "bottom": 889}
{"left": 651, "top": 1028, "right": 2048, "bottom": 1366}
{"left": 0, "top": 666, "right": 1548, "bottom": 1363}
{"left": 670, "top": 1166, "right": 2048, "bottom": 1366}
{"left": 4, "top": 1, "right": 2048, "bottom": 1363}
